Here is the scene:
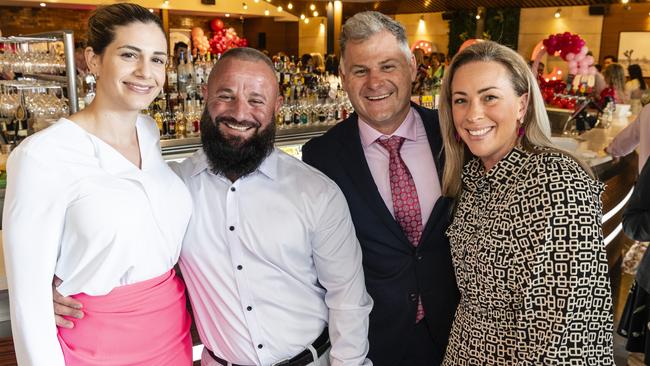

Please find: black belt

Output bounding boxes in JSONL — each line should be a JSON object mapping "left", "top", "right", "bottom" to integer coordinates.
{"left": 207, "top": 327, "right": 330, "bottom": 366}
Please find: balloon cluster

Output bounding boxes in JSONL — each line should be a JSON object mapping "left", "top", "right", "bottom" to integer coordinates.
{"left": 542, "top": 32, "right": 596, "bottom": 76}
{"left": 191, "top": 27, "right": 210, "bottom": 55}
{"left": 208, "top": 18, "right": 248, "bottom": 55}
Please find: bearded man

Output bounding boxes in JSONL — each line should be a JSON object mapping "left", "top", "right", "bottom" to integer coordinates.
{"left": 55, "top": 47, "right": 373, "bottom": 366}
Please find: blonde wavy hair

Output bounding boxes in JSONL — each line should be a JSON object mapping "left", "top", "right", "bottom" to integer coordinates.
{"left": 439, "top": 40, "right": 593, "bottom": 198}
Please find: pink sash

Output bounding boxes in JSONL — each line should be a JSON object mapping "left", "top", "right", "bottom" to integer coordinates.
{"left": 57, "top": 269, "right": 192, "bottom": 365}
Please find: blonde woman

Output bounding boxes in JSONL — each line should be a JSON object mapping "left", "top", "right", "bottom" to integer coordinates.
{"left": 602, "top": 63, "right": 628, "bottom": 104}
{"left": 438, "top": 40, "right": 614, "bottom": 365}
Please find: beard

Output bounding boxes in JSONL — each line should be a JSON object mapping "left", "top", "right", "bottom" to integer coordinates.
{"left": 200, "top": 109, "right": 276, "bottom": 180}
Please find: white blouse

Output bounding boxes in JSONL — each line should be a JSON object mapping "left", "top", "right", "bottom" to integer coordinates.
{"left": 2, "top": 115, "right": 192, "bottom": 366}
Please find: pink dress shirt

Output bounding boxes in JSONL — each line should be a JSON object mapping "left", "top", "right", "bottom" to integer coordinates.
{"left": 358, "top": 107, "right": 441, "bottom": 226}
{"left": 607, "top": 103, "right": 650, "bottom": 172}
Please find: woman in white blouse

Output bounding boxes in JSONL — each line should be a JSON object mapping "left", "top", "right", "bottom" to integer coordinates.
{"left": 2, "top": 4, "right": 192, "bottom": 365}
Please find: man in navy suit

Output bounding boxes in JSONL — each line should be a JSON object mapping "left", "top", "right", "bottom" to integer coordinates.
{"left": 302, "top": 11, "right": 459, "bottom": 366}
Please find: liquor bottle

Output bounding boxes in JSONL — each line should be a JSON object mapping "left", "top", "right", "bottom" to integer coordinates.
{"left": 186, "top": 52, "right": 196, "bottom": 95}
{"left": 283, "top": 103, "right": 293, "bottom": 127}
{"left": 204, "top": 52, "right": 214, "bottom": 80}
{"left": 163, "top": 98, "right": 176, "bottom": 139}
{"left": 152, "top": 100, "right": 164, "bottom": 136}
{"left": 194, "top": 53, "right": 206, "bottom": 87}
{"left": 177, "top": 51, "right": 188, "bottom": 94}
{"left": 166, "top": 58, "right": 178, "bottom": 93}
{"left": 174, "top": 104, "right": 186, "bottom": 138}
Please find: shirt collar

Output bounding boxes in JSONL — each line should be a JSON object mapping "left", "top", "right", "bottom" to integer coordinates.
{"left": 358, "top": 107, "right": 418, "bottom": 147}
{"left": 190, "top": 147, "right": 279, "bottom": 181}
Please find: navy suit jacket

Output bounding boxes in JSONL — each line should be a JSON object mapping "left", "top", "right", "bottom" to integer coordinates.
{"left": 302, "top": 104, "right": 459, "bottom": 365}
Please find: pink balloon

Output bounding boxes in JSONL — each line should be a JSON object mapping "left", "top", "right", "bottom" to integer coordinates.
{"left": 579, "top": 46, "right": 588, "bottom": 56}
{"left": 574, "top": 53, "right": 585, "bottom": 62}
{"left": 565, "top": 52, "right": 576, "bottom": 61}
{"left": 568, "top": 60, "right": 578, "bottom": 69}
{"left": 569, "top": 67, "right": 578, "bottom": 75}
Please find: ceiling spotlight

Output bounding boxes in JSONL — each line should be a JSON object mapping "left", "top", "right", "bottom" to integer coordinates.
{"left": 622, "top": 0, "right": 629, "bottom": 4}
{"left": 310, "top": 4, "right": 315, "bottom": 10}
{"left": 243, "top": 2, "right": 248, "bottom": 9}
{"left": 39, "top": 2, "right": 46, "bottom": 6}
{"left": 304, "top": 18, "right": 310, "bottom": 24}
{"left": 163, "top": 0, "right": 169, "bottom": 5}
{"left": 554, "top": 8, "right": 561, "bottom": 18}
{"left": 300, "top": 13, "right": 305, "bottom": 19}
{"left": 287, "top": 2, "right": 293, "bottom": 9}
{"left": 475, "top": 13, "right": 481, "bottom": 20}
{"left": 277, "top": 6, "right": 283, "bottom": 11}
{"left": 225, "top": 13, "right": 230, "bottom": 17}
{"left": 264, "top": 9, "right": 270, "bottom": 15}
{"left": 254, "top": 0, "right": 259, "bottom": 3}
{"left": 149, "top": 8, "right": 154, "bottom": 12}
{"left": 266, "top": 0, "right": 271, "bottom": 3}
{"left": 313, "top": 10, "right": 318, "bottom": 17}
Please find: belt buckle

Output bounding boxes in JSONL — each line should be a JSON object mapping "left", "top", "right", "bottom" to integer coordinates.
{"left": 270, "top": 359, "right": 290, "bottom": 366}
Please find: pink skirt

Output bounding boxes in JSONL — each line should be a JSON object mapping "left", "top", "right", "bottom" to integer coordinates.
{"left": 57, "top": 269, "right": 192, "bottom": 365}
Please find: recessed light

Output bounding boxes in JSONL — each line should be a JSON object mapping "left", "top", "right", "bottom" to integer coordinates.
{"left": 287, "top": 2, "right": 293, "bottom": 9}
{"left": 225, "top": 13, "right": 230, "bottom": 17}
{"left": 310, "top": 4, "right": 315, "bottom": 10}
{"left": 313, "top": 10, "right": 318, "bottom": 17}
{"left": 304, "top": 18, "right": 309, "bottom": 24}
{"left": 39, "top": 2, "right": 46, "bottom": 6}
{"left": 264, "top": 9, "right": 269, "bottom": 15}
{"left": 300, "top": 14, "right": 305, "bottom": 19}
{"left": 277, "top": 6, "right": 282, "bottom": 12}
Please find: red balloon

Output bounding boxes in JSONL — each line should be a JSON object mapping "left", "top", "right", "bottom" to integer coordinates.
{"left": 210, "top": 18, "right": 225, "bottom": 32}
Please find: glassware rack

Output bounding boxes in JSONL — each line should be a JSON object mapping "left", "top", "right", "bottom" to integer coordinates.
{"left": 0, "top": 30, "right": 78, "bottom": 115}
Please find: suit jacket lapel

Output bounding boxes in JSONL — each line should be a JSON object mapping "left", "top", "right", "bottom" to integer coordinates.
{"left": 414, "top": 104, "right": 450, "bottom": 244}
{"left": 337, "top": 115, "right": 411, "bottom": 246}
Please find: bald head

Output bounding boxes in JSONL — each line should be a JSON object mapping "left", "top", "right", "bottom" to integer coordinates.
{"left": 208, "top": 47, "right": 279, "bottom": 97}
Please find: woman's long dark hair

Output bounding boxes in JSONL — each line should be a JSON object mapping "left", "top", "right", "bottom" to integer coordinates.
{"left": 628, "top": 64, "right": 647, "bottom": 90}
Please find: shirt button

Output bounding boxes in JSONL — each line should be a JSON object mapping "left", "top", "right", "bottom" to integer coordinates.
{"left": 417, "top": 255, "right": 423, "bottom": 260}
{"left": 230, "top": 187, "right": 236, "bottom": 192}
{"left": 247, "top": 306, "right": 253, "bottom": 311}
{"left": 410, "top": 293, "right": 417, "bottom": 301}
{"left": 229, "top": 226, "right": 235, "bottom": 231}
{"left": 237, "top": 265, "right": 243, "bottom": 270}
{"left": 257, "top": 344, "right": 263, "bottom": 349}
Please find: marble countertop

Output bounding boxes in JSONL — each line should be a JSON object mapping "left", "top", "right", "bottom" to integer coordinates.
{"left": 551, "top": 114, "right": 634, "bottom": 169}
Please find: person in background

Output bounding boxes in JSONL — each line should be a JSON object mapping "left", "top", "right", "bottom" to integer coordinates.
{"left": 173, "top": 41, "right": 188, "bottom": 65}
{"left": 626, "top": 64, "right": 647, "bottom": 113}
{"left": 324, "top": 53, "right": 339, "bottom": 76}
{"left": 606, "top": 103, "right": 650, "bottom": 172}
{"left": 301, "top": 53, "right": 314, "bottom": 72}
{"left": 412, "top": 47, "right": 428, "bottom": 95}
{"left": 438, "top": 40, "right": 614, "bottom": 364}
{"left": 602, "top": 63, "right": 628, "bottom": 105}
{"left": 310, "top": 52, "right": 325, "bottom": 74}
{"left": 603, "top": 54, "right": 618, "bottom": 69}
{"left": 607, "top": 103, "right": 650, "bottom": 283}
{"left": 73, "top": 41, "right": 89, "bottom": 77}
{"left": 303, "top": 11, "right": 459, "bottom": 366}
{"left": 3, "top": 4, "right": 193, "bottom": 365}
{"left": 432, "top": 52, "right": 446, "bottom": 83}
{"left": 620, "top": 156, "right": 650, "bottom": 363}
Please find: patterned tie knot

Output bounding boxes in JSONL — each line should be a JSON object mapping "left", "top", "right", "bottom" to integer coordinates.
{"left": 377, "top": 136, "right": 406, "bottom": 154}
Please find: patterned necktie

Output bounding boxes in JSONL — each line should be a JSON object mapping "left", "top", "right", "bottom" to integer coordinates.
{"left": 377, "top": 136, "right": 425, "bottom": 322}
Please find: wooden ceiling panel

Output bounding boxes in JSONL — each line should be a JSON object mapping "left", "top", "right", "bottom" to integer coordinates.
{"left": 290, "top": 0, "right": 621, "bottom": 17}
